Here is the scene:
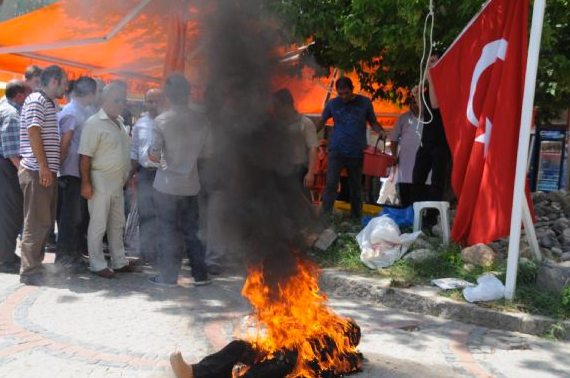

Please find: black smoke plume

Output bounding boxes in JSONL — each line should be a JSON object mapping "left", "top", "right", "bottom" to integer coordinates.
{"left": 198, "top": 0, "right": 318, "bottom": 286}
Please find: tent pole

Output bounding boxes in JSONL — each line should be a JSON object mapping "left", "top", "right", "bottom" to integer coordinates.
{"left": 106, "top": 0, "right": 155, "bottom": 39}
{"left": 0, "top": 0, "right": 154, "bottom": 55}
{"left": 505, "top": 0, "right": 546, "bottom": 300}
{"left": 523, "top": 133, "right": 541, "bottom": 261}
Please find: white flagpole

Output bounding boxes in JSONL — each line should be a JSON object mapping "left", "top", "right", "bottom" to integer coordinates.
{"left": 505, "top": 0, "right": 546, "bottom": 300}
{"left": 522, "top": 199, "right": 541, "bottom": 261}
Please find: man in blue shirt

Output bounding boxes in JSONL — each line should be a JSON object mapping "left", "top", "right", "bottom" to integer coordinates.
{"left": 56, "top": 76, "right": 97, "bottom": 272}
{"left": 315, "top": 77, "right": 386, "bottom": 219}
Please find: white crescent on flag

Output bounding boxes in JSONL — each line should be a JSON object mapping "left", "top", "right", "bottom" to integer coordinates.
{"left": 466, "top": 38, "right": 508, "bottom": 156}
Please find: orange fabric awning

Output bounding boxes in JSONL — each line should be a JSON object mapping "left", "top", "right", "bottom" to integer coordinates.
{"left": 0, "top": 0, "right": 200, "bottom": 92}
{"left": 273, "top": 67, "right": 405, "bottom": 127}
{"left": 0, "top": 0, "right": 406, "bottom": 124}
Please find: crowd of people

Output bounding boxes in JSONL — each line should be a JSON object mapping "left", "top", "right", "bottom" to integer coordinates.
{"left": 0, "top": 58, "right": 450, "bottom": 287}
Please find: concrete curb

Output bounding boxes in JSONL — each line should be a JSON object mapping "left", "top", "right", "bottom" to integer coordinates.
{"left": 320, "top": 269, "right": 570, "bottom": 340}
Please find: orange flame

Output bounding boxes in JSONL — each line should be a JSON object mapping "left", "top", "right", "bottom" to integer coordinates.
{"left": 240, "top": 254, "right": 361, "bottom": 378}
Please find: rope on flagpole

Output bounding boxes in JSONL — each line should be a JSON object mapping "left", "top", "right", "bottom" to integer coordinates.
{"left": 417, "top": 0, "right": 435, "bottom": 128}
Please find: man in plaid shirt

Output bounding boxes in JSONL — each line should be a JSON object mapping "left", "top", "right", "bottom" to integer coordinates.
{"left": 0, "top": 80, "right": 31, "bottom": 273}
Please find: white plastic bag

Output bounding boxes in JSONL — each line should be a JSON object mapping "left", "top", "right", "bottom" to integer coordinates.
{"left": 357, "top": 215, "right": 422, "bottom": 269}
{"left": 462, "top": 275, "right": 505, "bottom": 302}
{"left": 377, "top": 167, "right": 399, "bottom": 205}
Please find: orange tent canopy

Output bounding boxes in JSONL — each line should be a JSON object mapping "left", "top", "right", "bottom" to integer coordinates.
{"left": 0, "top": 0, "right": 405, "bottom": 123}
{"left": 0, "top": 0, "right": 201, "bottom": 93}
{"left": 273, "top": 66, "right": 404, "bottom": 126}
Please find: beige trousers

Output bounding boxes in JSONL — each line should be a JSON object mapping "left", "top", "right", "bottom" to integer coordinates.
{"left": 87, "top": 183, "right": 129, "bottom": 272}
{"left": 18, "top": 168, "right": 57, "bottom": 276}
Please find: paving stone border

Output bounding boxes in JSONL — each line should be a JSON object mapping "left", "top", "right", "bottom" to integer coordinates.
{"left": 320, "top": 269, "right": 570, "bottom": 340}
{"left": 0, "top": 284, "right": 171, "bottom": 371}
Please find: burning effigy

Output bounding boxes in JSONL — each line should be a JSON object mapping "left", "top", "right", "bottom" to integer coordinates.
{"left": 238, "top": 254, "right": 362, "bottom": 377}
{"left": 171, "top": 255, "right": 362, "bottom": 378}
{"left": 169, "top": 0, "right": 364, "bottom": 376}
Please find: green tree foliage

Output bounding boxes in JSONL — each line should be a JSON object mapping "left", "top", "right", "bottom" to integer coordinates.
{"left": 534, "top": 0, "right": 570, "bottom": 122}
{"left": 273, "top": 0, "right": 570, "bottom": 122}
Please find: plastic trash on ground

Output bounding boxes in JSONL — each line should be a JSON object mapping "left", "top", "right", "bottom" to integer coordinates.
{"left": 378, "top": 205, "right": 414, "bottom": 228}
{"left": 357, "top": 215, "right": 422, "bottom": 269}
{"left": 431, "top": 278, "right": 475, "bottom": 290}
{"left": 462, "top": 274, "right": 505, "bottom": 302}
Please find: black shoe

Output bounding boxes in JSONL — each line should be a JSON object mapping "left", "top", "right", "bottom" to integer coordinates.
{"left": 20, "top": 273, "right": 48, "bottom": 286}
{"left": 208, "top": 265, "right": 223, "bottom": 276}
{"left": 0, "top": 261, "right": 20, "bottom": 274}
{"left": 193, "top": 278, "right": 213, "bottom": 286}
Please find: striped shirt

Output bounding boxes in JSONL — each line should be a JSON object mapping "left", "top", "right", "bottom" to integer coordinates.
{"left": 20, "top": 92, "right": 60, "bottom": 172}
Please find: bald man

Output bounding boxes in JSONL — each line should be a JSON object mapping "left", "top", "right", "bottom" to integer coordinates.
{"left": 130, "top": 88, "right": 164, "bottom": 264}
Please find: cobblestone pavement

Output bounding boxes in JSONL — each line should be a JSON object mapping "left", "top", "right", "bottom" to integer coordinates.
{"left": 0, "top": 255, "right": 569, "bottom": 378}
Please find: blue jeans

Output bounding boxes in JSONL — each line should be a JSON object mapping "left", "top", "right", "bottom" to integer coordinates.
{"left": 56, "top": 176, "right": 85, "bottom": 264}
{"left": 137, "top": 167, "right": 157, "bottom": 263}
{"left": 321, "top": 150, "right": 364, "bottom": 219}
{"left": 153, "top": 189, "right": 207, "bottom": 283}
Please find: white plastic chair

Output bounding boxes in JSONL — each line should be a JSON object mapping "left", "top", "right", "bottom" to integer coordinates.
{"left": 413, "top": 201, "right": 451, "bottom": 245}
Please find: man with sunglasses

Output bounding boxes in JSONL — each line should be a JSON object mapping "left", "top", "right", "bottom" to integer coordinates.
{"left": 78, "top": 82, "right": 140, "bottom": 278}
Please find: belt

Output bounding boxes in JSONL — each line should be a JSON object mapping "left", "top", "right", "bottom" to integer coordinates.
{"left": 138, "top": 166, "right": 158, "bottom": 172}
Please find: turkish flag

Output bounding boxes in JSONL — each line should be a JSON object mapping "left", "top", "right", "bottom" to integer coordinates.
{"left": 430, "top": 0, "right": 531, "bottom": 245}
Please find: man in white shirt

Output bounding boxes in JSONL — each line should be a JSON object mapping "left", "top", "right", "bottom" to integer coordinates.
{"left": 389, "top": 87, "right": 423, "bottom": 207}
{"left": 148, "top": 75, "right": 211, "bottom": 287}
{"left": 272, "top": 88, "right": 318, "bottom": 200}
{"left": 130, "top": 89, "right": 164, "bottom": 264}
